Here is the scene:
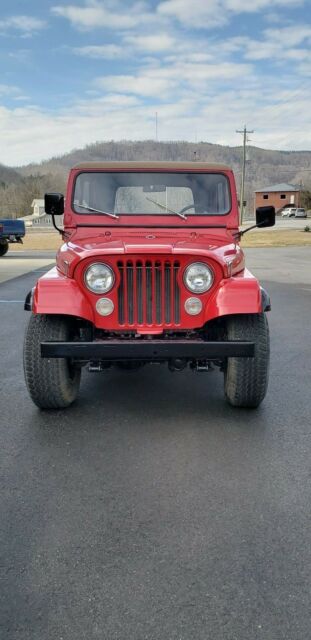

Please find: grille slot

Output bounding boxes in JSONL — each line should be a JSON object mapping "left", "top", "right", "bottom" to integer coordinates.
{"left": 117, "top": 259, "right": 180, "bottom": 326}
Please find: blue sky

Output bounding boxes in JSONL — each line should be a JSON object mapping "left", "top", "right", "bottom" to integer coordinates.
{"left": 0, "top": 0, "right": 310, "bottom": 165}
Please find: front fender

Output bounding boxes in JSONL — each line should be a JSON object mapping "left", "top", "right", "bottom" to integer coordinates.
{"left": 204, "top": 269, "right": 262, "bottom": 322}
{"left": 32, "top": 267, "right": 94, "bottom": 321}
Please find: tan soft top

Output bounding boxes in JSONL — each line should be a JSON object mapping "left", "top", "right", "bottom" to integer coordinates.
{"left": 73, "top": 161, "right": 232, "bottom": 171}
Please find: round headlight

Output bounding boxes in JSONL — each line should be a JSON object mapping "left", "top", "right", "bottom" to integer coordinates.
{"left": 183, "top": 262, "right": 214, "bottom": 293}
{"left": 185, "top": 297, "right": 203, "bottom": 315}
{"left": 84, "top": 263, "right": 115, "bottom": 294}
{"left": 96, "top": 297, "right": 114, "bottom": 316}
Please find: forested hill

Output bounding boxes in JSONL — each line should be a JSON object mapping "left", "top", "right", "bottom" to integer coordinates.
{"left": 18, "top": 140, "right": 311, "bottom": 190}
{"left": 1, "top": 140, "right": 311, "bottom": 217}
{"left": 0, "top": 164, "right": 22, "bottom": 187}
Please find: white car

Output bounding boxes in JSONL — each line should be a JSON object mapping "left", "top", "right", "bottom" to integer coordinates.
{"left": 295, "top": 208, "right": 307, "bottom": 218}
{"left": 282, "top": 207, "right": 297, "bottom": 217}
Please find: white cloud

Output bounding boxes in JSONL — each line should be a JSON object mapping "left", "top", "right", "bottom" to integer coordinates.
{"left": 157, "top": 0, "right": 228, "bottom": 28}
{"left": 77, "top": 93, "right": 141, "bottom": 112}
{"left": 226, "top": 0, "right": 303, "bottom": 10}
{"left": 224, "top": 25, "right": 311, "bottom": 64}
{"left": 0, "top": 101, "right": 153, "bottom": 165}
{"left": 297, "top": 61, "right": 311, "bottom": 76}
{"left": 246, "top": 42, "right": 310, "bottom": 62}
{"left": 0, "top": 15, "right": 46, "bottom": 35}
{"left": 157, "top": 0, "right": 305, "bottom": 28}
{"left": 177, "top": 60, "right": 252, "bottom": 82}
{"left": 72, "top": 44, "right": 124, "bottom": 58}
{"left": 125, "top": 34, "right": 176, "bottom": 52}
{"left": 71, "top": 34, "right": 177, "bottom": 60}
{"left": 94, "top": 58, "right": 252, "bottom": 101}
{"left": 12, "top": 95, "right": 30, "bottom": 102}
{"left": 1, "top": 3, "right": 310, "bottom": 164}
{"left": 95, "top": 73, "right": 175, "bottom": 97}
{"left": 1, "top": 74, "right": 311, "bottom": 166}
{"left": 264, "top": 25, "right": 311, "bottom": 46}
{"left": 8, "top": 49, "right": 31, "bottom": 62}
{"left": 0, "top": 84, "right": 21, "bottom": 96}
{"left": 51, "top": 1, "right": 154, "bottom": 30}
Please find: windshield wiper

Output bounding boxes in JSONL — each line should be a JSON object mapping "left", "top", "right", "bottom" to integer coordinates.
{"left": 76, "top": 203, "right": 119, "bottom": 219}
{"left": 145, "top": 196, "right": 187, "bottom": 220}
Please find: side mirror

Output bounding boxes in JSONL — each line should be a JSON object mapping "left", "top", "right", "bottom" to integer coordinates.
{"left": 256, "top": 206, "right": 275, "bottom": 228}
{"left": 45, "top": 193, "right": 64, "bottom": 217}
{"left": 45, "top": 193, "right": 64, "bottom": 233}
{"left": 234, "top": 205, "right": 276, "bottom": 241}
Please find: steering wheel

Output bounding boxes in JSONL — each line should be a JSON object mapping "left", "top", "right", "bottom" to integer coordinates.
{"left": 178, "top": 204, "right": 196, "bottom": 215}
{"left": 179, "top": 203, "right": 213, "bottom": 214}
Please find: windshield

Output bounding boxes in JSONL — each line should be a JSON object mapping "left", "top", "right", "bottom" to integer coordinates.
{"left": 73, "top": 172, "right": 231, "bottom": 216}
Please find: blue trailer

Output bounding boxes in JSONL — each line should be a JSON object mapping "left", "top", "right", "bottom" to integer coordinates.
{"left": 0, "top": 219, "right": 25, "bottom": 256}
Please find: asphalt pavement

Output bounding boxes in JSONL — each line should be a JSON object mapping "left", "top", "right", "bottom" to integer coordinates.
{"left": 0, "top": 248, "right": 310, "bottom": 640}
{"left": 0, "top": 252, "right": 54, "bottom": 284}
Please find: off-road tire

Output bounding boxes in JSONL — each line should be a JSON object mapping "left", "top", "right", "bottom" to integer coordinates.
{"left": 24, "top": 314, "right": 81, "bottom": 409}
{"left": 0, "top": 240, "right": 9, "bottom": 257}
{"left": 224, "top": 313, "right": 269, "bottom": 408}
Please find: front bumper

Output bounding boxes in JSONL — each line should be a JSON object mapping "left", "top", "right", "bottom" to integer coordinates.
{"left": 41, "top": 339, "right": 255, "bottom": 361}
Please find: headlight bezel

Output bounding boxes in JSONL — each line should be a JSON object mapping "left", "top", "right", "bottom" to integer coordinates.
{"left": 84, "top": 262, "right": 115, "bottom": 294}
{"left": 183, "top": 262, "right": 214, "bottom": 294}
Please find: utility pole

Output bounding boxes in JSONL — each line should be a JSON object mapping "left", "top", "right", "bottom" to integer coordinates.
{"left": 236, "top": 125, "right": 253, "bottom": 224}
{"left": 155, "top": 112, "right": 158, "bottom": 141}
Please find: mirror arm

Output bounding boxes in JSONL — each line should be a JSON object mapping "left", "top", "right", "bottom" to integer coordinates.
{"left": 233, "top": 220, "right": 267, "bottom": 241}
{"left": 51, "top": 211, "right": 63, "bottom": 234}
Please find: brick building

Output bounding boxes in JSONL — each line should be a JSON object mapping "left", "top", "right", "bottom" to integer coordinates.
{"left": 254, "top": 183, "right": 301, "bottom": 214}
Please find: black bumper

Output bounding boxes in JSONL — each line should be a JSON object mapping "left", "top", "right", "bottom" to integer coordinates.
{"left": 41, "top": 339, "right": 255, "bottom": 361}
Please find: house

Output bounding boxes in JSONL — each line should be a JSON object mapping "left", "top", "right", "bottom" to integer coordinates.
{"left": 254, "top": 183, "right": 301, "bottom": 214}
{"left": 31, "top": 199, "right": 45, "bottom": 217}
{"left": 19, "top": 198, "right": 63, "bottom": 227}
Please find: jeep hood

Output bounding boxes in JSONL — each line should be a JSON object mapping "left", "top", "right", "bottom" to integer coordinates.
{"left": 58, "top": 228, "right": 244, "bottom": 276}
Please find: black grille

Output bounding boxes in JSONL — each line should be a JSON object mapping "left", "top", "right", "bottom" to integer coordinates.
{"left": 117, "top": 259, "right": 180, "bottom": 326}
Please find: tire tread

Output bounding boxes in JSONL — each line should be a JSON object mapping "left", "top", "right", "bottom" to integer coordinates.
{"left": 23, "top": 314, "right": 80, "bottom": 409}
{"left": 224, "top": 313, "right": 269, "bottom": 408}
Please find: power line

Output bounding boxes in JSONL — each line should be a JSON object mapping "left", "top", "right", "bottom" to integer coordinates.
{"left": 254, "top": 80, "right": 311, "bottom": 125}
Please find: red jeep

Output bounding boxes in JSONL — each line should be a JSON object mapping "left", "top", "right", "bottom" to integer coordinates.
{"left": 23, "top": 161, "right": 275, "bottom": 409}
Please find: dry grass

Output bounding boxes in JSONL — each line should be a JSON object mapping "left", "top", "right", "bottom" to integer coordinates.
{"left": 241, "top": 229, "right": 311, "bottom": 247}
{"left": 11, "top": 228, "right": 311, "bottom": 251}
{"left": 12, "top": 232, "right": 62, "bottom": 251}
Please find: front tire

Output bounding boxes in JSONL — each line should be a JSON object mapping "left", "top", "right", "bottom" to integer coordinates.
{"left": 0, "top": 240, "right": 9, "bottom": 256}
{"left": 224, "top": 313, "right": 270, "bottom": 408}
{"left": 23, "top": 314, "right": 81, "bottom": 409}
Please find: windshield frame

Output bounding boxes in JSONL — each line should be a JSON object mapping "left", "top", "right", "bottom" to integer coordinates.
{"left": 71, "top": 170, "right": 232, "bottom": 218}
